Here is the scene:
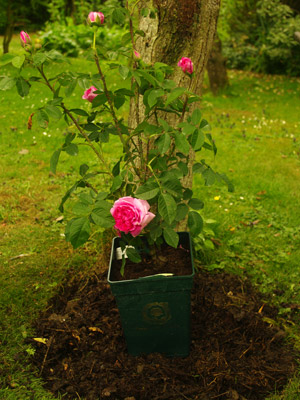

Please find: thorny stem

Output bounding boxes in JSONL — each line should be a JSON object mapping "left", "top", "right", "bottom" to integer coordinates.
{"left": 93, "top": 32, "right": 141, "bottom": 179}
{"left": 37, "top": 65, "right": 113, "bottom": 177}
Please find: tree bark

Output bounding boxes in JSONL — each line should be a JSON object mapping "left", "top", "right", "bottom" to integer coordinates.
{"left": 206, "top": 32, "right": 229, "bottom": 95}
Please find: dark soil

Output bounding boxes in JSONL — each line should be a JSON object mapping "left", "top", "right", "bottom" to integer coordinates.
{"left": 110, "top": 243, "right": 192, "bottom": 281}
{"left": 32, "top": 258, "right": 297, "bottom": 400}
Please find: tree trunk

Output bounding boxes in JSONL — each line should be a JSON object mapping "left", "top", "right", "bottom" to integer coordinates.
{"left": 3, "top": 4, "right": 14, "bottom": 54}
{"left": 129, "top": 0, "right": 221, "bottom": 229}
{"left": 206, "top": 32, "right": 229, "bottom": 95}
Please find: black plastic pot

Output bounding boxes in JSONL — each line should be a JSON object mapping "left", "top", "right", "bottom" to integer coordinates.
{"left": 107, "top": 232, "right": 194, "bottom": 357}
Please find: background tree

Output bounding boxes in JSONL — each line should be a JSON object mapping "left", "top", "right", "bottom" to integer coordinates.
{"left": 206, "top": 32, "right": 229, "bottom": 95}
{"left": 1, "top": 0, "right": 49, "bottom": 54}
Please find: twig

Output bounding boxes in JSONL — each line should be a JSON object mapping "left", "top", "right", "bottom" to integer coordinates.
{"left": 39, "top": 336, "right": 54, "bottom": 376}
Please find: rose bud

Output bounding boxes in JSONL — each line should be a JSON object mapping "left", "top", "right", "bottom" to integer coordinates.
{"left": 20, "top": 31, "right": 31, "bottom": 47}
{"left": 87, "top": 12, "right": 105, "bottom": 26}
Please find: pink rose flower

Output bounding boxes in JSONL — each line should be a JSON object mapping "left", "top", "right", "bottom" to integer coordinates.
{"left": 111, "top": 197, "right": 155, "bottom": 237}
{"left": 82, "top": 86, "right": 99, "bottom": 103}
{"left": 87, "top": 11, "right": 105, "bottom": 26}
{"left": 178, "top": 57, "right": 193, "bottom": 75}
{"left": 20, "top": 31, "right": 31, "bottom": 47}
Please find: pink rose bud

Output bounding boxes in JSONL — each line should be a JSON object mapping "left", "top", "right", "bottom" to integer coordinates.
{"left": 178, "top": 57, "right": 193, "bottom": 75}
{"left": 82, "top": 86, "right": 99, "bottom": 103}
{"left": 20, "top": 31, "right": 31, "bottom": 47}
{"left": 134, "top": 50, "right": 141, "bottom": 60}
{"left": 87, "top": 11, "right": 105, "bottom": 26}
{"left": 111, "top": 197, "right": 155, "bottom": 237}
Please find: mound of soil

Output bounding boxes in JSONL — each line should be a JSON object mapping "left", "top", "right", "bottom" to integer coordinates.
{"left": 32, "top": 267, "right": 296, "bottom": 400}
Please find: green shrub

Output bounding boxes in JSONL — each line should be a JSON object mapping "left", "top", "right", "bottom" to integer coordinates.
{"left": 220, "top": 0, "right": 300, "bottom": 76}
{"left": 40, "top": 18, "right": 127, "bottom": 57}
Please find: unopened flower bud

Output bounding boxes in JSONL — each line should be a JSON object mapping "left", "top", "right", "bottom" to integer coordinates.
{"left": 134, "top": 50, "right": 141, "bottom": 60}
{"left": 87, "top": 12, "right": 105, "bottom": 27}
{"left": 20, "top": 31, "right": 31, "bottom": 47}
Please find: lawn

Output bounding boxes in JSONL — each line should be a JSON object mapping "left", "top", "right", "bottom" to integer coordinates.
{"left": 0, "top": 36, "right": 300, "bottom": 399}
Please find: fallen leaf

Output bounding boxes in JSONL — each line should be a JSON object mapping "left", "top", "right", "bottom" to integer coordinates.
{"left": 33, "top": 337, "right": 48, "bottom": 345}
{"left": 88, "top": 327, "right": 104, "bottom": 333}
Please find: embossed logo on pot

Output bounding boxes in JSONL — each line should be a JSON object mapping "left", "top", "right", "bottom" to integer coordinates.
{"left": 143, "top": 302, "right": 171, "bottom": 325}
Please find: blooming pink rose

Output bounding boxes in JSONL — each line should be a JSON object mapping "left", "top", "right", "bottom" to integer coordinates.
{"left": 178, "top": 57, "right": 193, "bottom": 75}
{"left": 20, "top": 31, "right": 31, "bottom": 47}
{"left": 82, "top": 86, "right": 99, "bottom": 103}
{"left": 87, "top": 11, "right": 105, "bottom": 26}
{"left": 111, "top": 197, "right": 155, "bottom": 237}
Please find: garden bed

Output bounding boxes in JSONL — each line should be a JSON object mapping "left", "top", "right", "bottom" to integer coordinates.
{"left": 32, "top": 267, "right": 296, "bottom": 400}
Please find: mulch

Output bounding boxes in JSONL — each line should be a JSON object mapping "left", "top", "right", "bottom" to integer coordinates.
{"left": 31, "top": 263, "right": 297, "bottom": 400}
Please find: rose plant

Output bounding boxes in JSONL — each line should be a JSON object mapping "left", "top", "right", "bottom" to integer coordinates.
{"left": 0, "top": 4, "right": 232, "bottom": 275}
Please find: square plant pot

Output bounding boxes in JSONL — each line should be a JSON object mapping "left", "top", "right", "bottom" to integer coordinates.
{"left": 107, "top": 232, "right": 194, "bottom": 356}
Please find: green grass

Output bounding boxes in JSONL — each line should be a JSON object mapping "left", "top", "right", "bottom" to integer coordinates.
{"left": 1, "top": 36, "right": 300, "bottom": 399}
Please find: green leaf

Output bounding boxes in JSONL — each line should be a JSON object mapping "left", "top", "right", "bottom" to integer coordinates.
{"left": 137, "top": 70, "right": 157, "bottom": 86}
{"left": 136, "top": 182, "right": 160, "bottom": 200}
{"left": 190, "top": 129, "right": 205, "bottom": 150}
{"left": 50, "top": 149, "right": 61, "bottom": 174}
{"left": 163, "top": 228, "right": 179, "bottom": 248}
{"left": 64, "top": 143, "right": 78, "bottom": 156}
{"left": 149, "top": 225, "right": 163, "bottom": 241}
{"left": 158, "top": 118, "right": 172, "bottom": 132}
{"left": 111, "top": 176, "right": 123, "bottom": 192}
{"left": 188, "top": 198, "right": 204, "bottom": 210}
{"left": 33, "top": 53, "right": 47, "bottom": 66}
{"left": 66, "top": 217, "right": 91, "bottom": 249}
{"left": 174, "top": 132, "right": 190, "bottom": 154}
{"left": 12, "top": 55, "right": 25, "bottom": 69}
{"left": 70, "top": 108, "right": 89, "bottom": 117}
{"left": 156, "top": 133, "right": 171, "bottom": 154}
{"left": 191, "top": 108, "right": 202, "bottom": 125}
{"left": 91, "top": 207, "right": 115, "bottom": 228}
{"left": 0, "top": 76, "right": 16, "bottom": 90}
{"left": 16, "top": 77, "right": 30, "bottom": 97}
{"left": 79, "top": 164, "right": 89, "bottom": 176}
{"left": 158, "top": 193, "right": 177, "bottom": 224}
{"left": 36, "top": 109, "right": 49, "bottom": 128}
{"left": 183, "top": 188, "right": 193, "bottom": 200}
{"left": 188, "top": 211, "right": 203, "bottom": 236}
{"left": 45, "top": 105, "right": 62, "bottom": 120}
{"left": 65, "top": 79, "right": 77, "bottom": 97}
{"left": 162, "top": 180, "right": 182, "bottom": 198}
{"left": 165, "top": 87, "right": 186, "bottom": 106}
{"left": 193, "top": 163, "right": 205, "bottom": 174}
{"left": 91, "top": 93, "right": 107, "bottom": 107}
{"left": 112, "top": 7, "right": 126, "bottom": 25}
{"left": 200, "top": 119, "right": 211, "bottom": 131}
{"left": 72, "top": 202, "right": 90, "bottom": 216}
{"left": 178, "top": 122, "right": 196, "bottom": 136}
{"left": 0, "top": 53, "right": 15, "bottom": 66}
{"left": 202, "top": 168, "right": 216, "bottom": 186}
{"left": 114, "top": 88, "right": 134, "bottom": 97}
{"left": 114, "top": 95, "right": 125, "bottom": 109}
{"left": 119, "top": 65, "right": 130, "bottom": 80}
{"left": 175, "top": 204, "right": 189, "bottom": 221}
{"left": 126, "top": 247, "right": 142, "bottom": 263}
{"left": 148, "top": 88, "right": 164, "bottom": 108}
